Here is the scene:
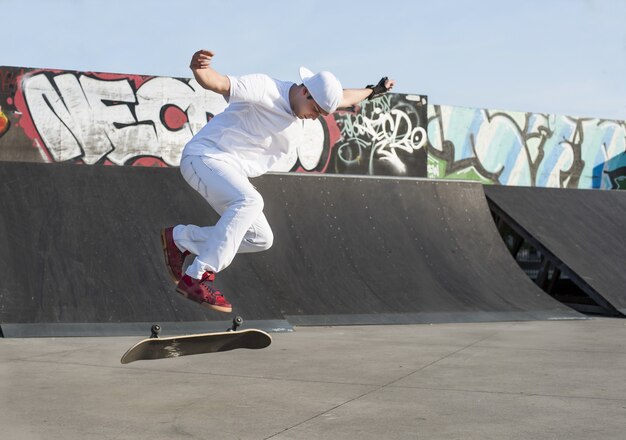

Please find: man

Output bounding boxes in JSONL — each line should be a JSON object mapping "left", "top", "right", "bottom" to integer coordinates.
{"left": 161, "top": 49, "right": 395, "bottom": 313}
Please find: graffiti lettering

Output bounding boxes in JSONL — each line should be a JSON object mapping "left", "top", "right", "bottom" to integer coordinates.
{"left": 334, "top": 95, "right": 428, "bottom": 176}
{"left": 1, "top": 66, "right": 429, "bottom": 174}
{"left": 428, "top": 105, "right": 626, "bottom": 189}
{"left": 4, "top": 65, "right": 626, "bottom": 189}
{"left": 19, "top": 72, "right": 227, "bottom": 165}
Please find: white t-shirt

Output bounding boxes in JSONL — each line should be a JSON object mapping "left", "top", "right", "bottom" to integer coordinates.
{"left": 182, "top": 73, "right": 302, "bottom": 177}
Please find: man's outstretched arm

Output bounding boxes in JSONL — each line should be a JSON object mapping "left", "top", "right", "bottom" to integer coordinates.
{"left": 338, "top": 78, "right": 396, "bottom": 108}
{"left": 190, "top": 49, "right": 231, "bottom": 97}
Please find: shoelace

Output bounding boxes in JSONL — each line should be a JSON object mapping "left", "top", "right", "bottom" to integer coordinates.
{"left": 199, "top": 272, "right": 223, "bottom": 297}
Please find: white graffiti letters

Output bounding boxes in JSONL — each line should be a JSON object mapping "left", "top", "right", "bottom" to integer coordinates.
{"left": 338, "top": 98, "right": 427, "bottom": 174}
{"left": 378, "top": 109, "right": 428, "bottom": 173}
{"left": 22, "top": 73, "right": 227, "bottom": 165}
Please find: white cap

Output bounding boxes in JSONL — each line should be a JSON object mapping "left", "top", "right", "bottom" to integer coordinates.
{"left": 299, "top": 67, "right": 343, "bottom": 114}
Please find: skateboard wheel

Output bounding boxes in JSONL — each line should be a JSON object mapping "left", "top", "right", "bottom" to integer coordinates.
{"left": 150, "top": 324, "right": 161, "bottom": 338}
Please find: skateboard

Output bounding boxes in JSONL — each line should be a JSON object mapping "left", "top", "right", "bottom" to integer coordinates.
{"left": 121, "top": 317, "right": 271, "bottom": 364}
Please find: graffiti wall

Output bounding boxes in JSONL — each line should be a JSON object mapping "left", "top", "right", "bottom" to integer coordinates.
{"left": 0, "top": 66, "right": 428, "bottom": 175}
{"left": 1, "top": 65, "right": 625, "bottom": 189}
{"left": 428, "top": 105, "right": 626, "bottom": 190}
{"left": 0, "top": 67, "right": 227, "bottom": 166}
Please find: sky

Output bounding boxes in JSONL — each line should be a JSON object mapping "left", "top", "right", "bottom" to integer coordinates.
{"left": 3, "top": 0, "right": 626, "bottom": 120}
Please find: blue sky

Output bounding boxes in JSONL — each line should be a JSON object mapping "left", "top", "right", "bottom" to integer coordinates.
{"left": 4, "top": 0, "right": 626, "bottom": 120}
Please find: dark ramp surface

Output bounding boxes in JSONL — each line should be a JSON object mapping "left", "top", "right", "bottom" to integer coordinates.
{"left": 0, "top": 162, "right": 287, "bottom": 336}
{"left": 250, "top": 175, "right": 580, "bottom": 325}
{"left": 485, "top": 185, "right": 626, "bottom": 315}
{"left": 0, "top": 162, "right": 581, "bottom": 336}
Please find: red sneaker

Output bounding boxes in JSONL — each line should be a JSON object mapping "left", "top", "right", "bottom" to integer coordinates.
{"left": 161, "top": 227, "right": 190, "bottom": 284}
{"left": 176, "top": 272, "right": 233, "bottom": 313}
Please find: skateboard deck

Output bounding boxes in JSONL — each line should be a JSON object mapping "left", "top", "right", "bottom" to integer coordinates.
{"left": 121, "top": 327, "right": 272, "bottom": 364}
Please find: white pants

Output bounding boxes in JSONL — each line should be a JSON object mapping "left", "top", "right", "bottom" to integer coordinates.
{"left": 173, "top": 155, "right": 274, "bottom": 278}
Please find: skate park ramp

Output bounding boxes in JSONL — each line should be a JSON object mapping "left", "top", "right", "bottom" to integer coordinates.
{"left": 485, "top": 185, "right": 626, "bottom": 316}
{"left": 0, "top": 162, "right": 581, "bottom": 337}
{"left": 252, "top": 174, "right": 581, "bottom": 325}
{"left": 0, "top": 162, "right": 290, "bottom": 337}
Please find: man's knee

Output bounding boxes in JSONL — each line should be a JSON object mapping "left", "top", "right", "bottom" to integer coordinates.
{"left": 237, "top": 192, "right": 264, "bottom": 215}
{"left": 261, "top": 229, "right": 274, "bottom": 251}
{"left": 242, "top": 226, "right": 273, "bottom": 252}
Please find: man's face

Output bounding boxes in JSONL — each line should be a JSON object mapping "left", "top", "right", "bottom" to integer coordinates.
{"left": 293, "top": 87, "right": 329, "bottom": 120}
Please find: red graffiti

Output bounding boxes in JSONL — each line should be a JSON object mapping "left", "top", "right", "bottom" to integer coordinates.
{"left": 131, "top": 157, "right": 168, "bottom": 167}
{"left": 89, "top": 71, "right": 152, "bottom": 90}
{"left": 162, "top": 104, "right": 188, "bottom": 131}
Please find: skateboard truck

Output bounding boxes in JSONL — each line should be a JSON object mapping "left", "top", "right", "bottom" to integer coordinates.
{"left": 229, "top": 316, "right": 243, "bottom": 332}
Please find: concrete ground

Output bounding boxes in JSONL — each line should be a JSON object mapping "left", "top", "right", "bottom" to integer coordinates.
{"left": 2, "top": 317, "right": 626, "bottom": 440}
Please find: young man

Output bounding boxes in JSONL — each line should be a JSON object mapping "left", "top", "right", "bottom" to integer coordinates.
{"left": 161, "top": 49, "right": 395, "bottom": 313}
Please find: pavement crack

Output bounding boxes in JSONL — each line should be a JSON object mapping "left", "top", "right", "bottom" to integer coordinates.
{"left": 263, "top": 331, "right": 505, "bottom": 439}
{"left": 382, "top": 330, "right": 505, "bottom": 388}
{"left": 262, "top": 386, "right": 378, "bottom": 440}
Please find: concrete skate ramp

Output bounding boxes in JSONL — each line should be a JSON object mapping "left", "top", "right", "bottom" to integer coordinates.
{"left": 485, "top": 185, "right": 626, "bottom": 315}
{"left": 0, "top": 162, "right": 580, "bottom": 336}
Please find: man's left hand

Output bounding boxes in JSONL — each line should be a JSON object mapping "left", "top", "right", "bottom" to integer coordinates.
{"left": 366, "top": 77, "right": 396, "bottom": 100}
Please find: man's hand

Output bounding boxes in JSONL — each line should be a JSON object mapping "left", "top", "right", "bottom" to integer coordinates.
{"left": 384, "top": 78, "right": 396, "bottom": 91}
{"left": 366, "top": 77, "right": 396, "bottom": 100}
{"left": 190, "top": 50, "right": 215, "bottom": 70}
{"left": 189, "top": 49, "right": 230, "bottom": 96}
{"left": 338, "top": 76, "right": 397, "bottom": 109}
